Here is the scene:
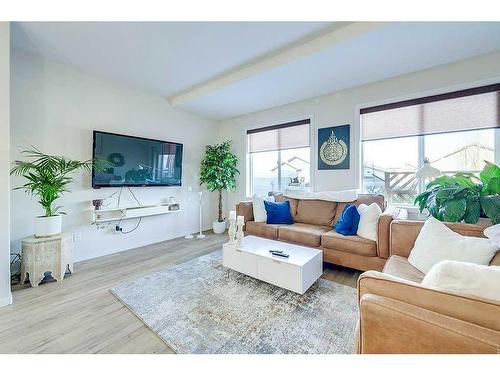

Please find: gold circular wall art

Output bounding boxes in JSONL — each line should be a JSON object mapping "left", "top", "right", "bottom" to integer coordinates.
{"left": 320, "top": 131, "right": 348, "bottom": 166}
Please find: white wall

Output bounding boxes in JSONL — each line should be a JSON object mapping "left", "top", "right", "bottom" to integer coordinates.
{"left": 9, "top": 47, "right": 500, "bottom": 266}
{"left": 0, "top": 23, "right": 12, "bottom": 307}
{"left": 218, "top": 51, "right": 500, "bottom": 214}
{"left": 10, "top": 50, "right": 218, "bottom": 262}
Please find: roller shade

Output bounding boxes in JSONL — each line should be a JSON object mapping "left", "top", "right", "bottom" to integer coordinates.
{"left": 361, "top": 84, "right": 500, "bottom": 141}
{"left": 247, "top": 119, "right": 310, "bottom": 153}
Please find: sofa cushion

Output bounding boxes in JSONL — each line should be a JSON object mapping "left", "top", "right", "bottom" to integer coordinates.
{"left": 334, "top": 204, "right": 360, "bottom": 235}
{"left": 357, "top": 203, "right": 382, "bottom": 241}
{"left": 321, "top": 231, "right": 377, "bottom": 257}
{"left": 278, "top": 223, "right": 331, "bottom": 247}
{"left": 274, "top": 194, "right": 298, "bottom": 220}
{"left": 295, "top": 200, "right": 337, "bottom": 227}
{"left": 252, "top": 195, "right": 275, "bottom": 222}
{"left": 264, "top": 200, "right": 294, "bottom": 224}
{"left": 408, "top": 217, "right": 498, "bottom": 274}
{"left": 245, "top": 221, "right": 282, "bottom": 239}
{"left": 383, "top": 255, "right": 425, "bottom": 283}
{"left": 333, "top": 194, "right": 385, "bottom": 225}
{"left": 390, "top": 219, "right": 489, "bottom": 258}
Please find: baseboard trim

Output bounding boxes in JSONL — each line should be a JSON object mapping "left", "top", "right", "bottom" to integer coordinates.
{"left": 0, "top": 293, "right": 13, "bottom": 308}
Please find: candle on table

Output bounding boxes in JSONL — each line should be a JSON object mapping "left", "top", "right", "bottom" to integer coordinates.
{"left": 229, "top": 211, "right": 236, "bottom": 220}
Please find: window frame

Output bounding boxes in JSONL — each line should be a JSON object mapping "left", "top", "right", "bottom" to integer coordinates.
{"left": 246, "top": 119, "right": 312, "bottom": 197}
{"left": 358, "top": 81, "right": 500, "bottom": 207}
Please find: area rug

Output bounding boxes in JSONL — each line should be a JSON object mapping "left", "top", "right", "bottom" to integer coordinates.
{"left": 111, "top": 250, "right": 358, "bottom": 354}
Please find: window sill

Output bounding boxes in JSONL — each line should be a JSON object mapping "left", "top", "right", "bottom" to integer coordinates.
{"left": 387, "top": 203, "right": 427, "bottom": 220}
{"left": 387, "top": 203, "right": 419, "bottom": 211}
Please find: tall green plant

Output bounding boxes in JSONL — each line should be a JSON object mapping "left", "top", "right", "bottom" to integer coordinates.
{"left": 199, "top": 141, "right": 239, "bottom": 222}
{"left": 414, "top": 161, "right": 500, "bottom": 224}
{"left": 11, "top": 147, "right": 101, "bottom": 217}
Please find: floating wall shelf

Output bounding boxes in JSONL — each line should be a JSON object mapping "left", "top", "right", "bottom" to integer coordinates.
{"left": 91, "top": 203, "right": 181, "bottom": 223}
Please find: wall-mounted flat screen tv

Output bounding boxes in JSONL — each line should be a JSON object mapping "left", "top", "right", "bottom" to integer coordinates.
{"left": 92, "top": 131, "right": 183, "bottom": 188}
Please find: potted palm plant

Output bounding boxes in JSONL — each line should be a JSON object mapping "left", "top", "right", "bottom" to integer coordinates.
{"left": 11, "top": 147, "right": 99, "bottom": 237}
{"left": 199, "top": 141, "right": 239, "bottom": 234}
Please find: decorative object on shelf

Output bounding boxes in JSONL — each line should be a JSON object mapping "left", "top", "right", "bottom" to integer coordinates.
{"left": 414, "top": 161, "right": 500, "bottom": 224}
{"left": 236, "top": 215, "right": 245, "bottom": 246}
{"left": 199, "top": 141, "right": 239, "bottom": 234}
{"left": 92, "top": 198, "right": 104, "bottom": 210}
{"left": 197, "top": 190, "right": 206, "bottom": 239}
{"left": 20, "top": 233, "right": 73, "bottom": 288}
{"left": 416, "top": 158, "right": 441, "bottom": 180}
{"left": 168, "top": 203, "right": 180, "bottom": 211}
{"left": 318, "top": 124, "right": 350, "bottom": 170}
{"left": 10, "top": 147, "right": 105, "bottom": 237}
{"left": 228, "top": 210, "right": 237, "bottom": 243}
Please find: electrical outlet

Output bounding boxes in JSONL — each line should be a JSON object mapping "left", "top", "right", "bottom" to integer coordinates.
{"left": 73, "top": 232, "right": 82, "bottom": 242}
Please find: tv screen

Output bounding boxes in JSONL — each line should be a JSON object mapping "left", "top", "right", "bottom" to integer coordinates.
{"left": 92, "top": 131, "right": 183, "bottom": 188}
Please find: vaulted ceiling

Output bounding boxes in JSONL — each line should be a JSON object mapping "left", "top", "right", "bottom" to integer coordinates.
{"left": 12, "top": 21, "right": 500, "bottom": 120}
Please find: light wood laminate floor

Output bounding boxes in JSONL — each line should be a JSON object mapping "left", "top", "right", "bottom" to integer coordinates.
{"left": 0, "top": 232, "right": 361, "bottom": 353}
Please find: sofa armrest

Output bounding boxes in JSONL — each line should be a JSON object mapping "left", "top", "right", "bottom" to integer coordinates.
{"left": 358, "top": 294, "right": 500, "bottom": 353}
{"left": 236, "top": 201, "right": 254, "bottom": 229}
{"left": 358, "top": 271, "right": 500, "bottom": 332}
{"left": 376, "top": 208, "right": 407, "bottom": 259}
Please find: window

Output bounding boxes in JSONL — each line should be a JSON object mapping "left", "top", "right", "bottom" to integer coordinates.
{"left": 361, "top": 84, "right": 500, "bottom": 205}
{"left": 247, "top": 119, "right": 311, "bottom": 196}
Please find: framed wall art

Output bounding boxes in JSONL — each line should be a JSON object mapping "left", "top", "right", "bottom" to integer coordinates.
{"left": 317, "top": 124, "right": 350, "bottom": 170}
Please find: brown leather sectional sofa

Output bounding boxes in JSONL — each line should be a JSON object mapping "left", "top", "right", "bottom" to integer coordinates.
{"left": 237, "top": 193, "right": 500, "bottom": 353}
{"left": 236, "top": 193, "right": 406, "bottom": 271}
{"left": 357, "top": 220, "right": 500, "bottom": 353}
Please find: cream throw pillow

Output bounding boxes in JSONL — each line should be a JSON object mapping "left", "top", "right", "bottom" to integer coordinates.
{"left": 422, "top": 260, "right": 500, "bottom": 301}
{"left": 252, "top": 195, "right": 275, "bottom": 222}
{"left": 356, "top": 203, "right": 382, "bottom": 241}
{"left": 408, "top": 217, "right": 499, "bottom": 274}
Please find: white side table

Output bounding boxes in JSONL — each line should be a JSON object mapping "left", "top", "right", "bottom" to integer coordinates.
{"left": 21, "top": 233, "right": 73, "bottom": 287}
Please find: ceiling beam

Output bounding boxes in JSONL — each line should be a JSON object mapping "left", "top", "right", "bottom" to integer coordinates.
{"left": 169, "top": 21, "right": 387, "bottom": 107}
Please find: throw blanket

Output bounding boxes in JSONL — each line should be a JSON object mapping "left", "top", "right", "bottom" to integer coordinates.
{"left": 422, "top": 260, "right": 500, "bottom": 302}
{"left": 283, "top": 189, "right": 358, "bottom": 202}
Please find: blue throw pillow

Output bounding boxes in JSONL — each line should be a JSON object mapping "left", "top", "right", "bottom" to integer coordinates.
{"left": 334, "top": 204, "right": 360, "bottom": 236}
{"left": 264, "top": 200, "right": 293, "bottom": 225}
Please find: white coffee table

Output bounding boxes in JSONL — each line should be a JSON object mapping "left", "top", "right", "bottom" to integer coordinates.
{"left": 222, "top": 235, "right": 323, "bottom": 294}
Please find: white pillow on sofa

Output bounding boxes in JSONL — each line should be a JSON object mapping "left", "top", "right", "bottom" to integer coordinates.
{"left": 422, "top": 260, "right": 500, "bottom": 301}
{"left": 356, "top": 203, "right": 382, "bottom": 241}
{"left": 252, "top": 195, "right": 275, "bottom": 222}
{"left": 408, "top": 217, "right": 499, "bottom": 274}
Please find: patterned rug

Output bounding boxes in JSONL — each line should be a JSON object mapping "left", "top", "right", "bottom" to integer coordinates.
{"left": 111, "top": 250, "right": 358, "bottom": 354}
